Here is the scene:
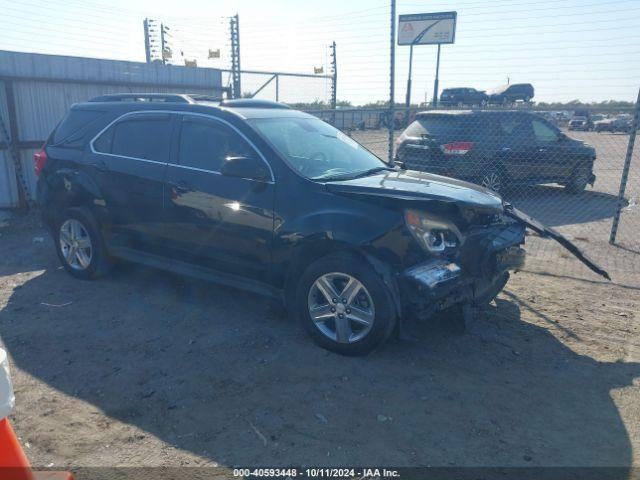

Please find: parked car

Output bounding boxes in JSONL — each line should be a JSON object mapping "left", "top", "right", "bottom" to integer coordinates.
{"left": 595, "top": 114, "right": 634, "bottom": 133}
{"left": 36, "top": 94, "right": 535, "bottom": 356}
{"left": 394, "top": 110, "right": 596, "bottom": 194}
{"left": 589, "top": 114, "right": 605, "bottom": 126}
{"left": 439, "top": 88, "right": 488, "bottom": 107}
{"left": 594, "top": 118, "right": 613, "bottom": 132}
{"left": 487, "top": 84, "right": 534, "bottom": 104}
{"left": 568, "top": 116, "right": 589, "bottom": 131}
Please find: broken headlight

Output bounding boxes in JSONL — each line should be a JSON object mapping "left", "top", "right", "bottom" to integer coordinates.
{"left": 404, "top": 209, "right": 465, "bottom": 254}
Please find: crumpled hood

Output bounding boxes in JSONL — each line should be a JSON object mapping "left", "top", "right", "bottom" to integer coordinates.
{"left": 325, "top": 169, "right": 504, "bottom": 214}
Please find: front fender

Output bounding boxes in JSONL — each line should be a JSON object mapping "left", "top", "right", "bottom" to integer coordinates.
{"left": 273, "top": 208, "right": 406, "bottom": 289}
{"left": 284, "top": 209, "right": 401, "bottom": 245}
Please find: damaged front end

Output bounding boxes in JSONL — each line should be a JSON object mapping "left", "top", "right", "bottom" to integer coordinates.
{"left": 326, "top": 170, "right": 610, "bottom": 324}
{"left": 400, "top": 210, "right": 526, "bottom": 320}
{"left": 397, "top": 202, "right": 609, "bottom": 322}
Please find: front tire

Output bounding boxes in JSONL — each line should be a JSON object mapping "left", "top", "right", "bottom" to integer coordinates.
{"left": 296, "top": 253, "right": 397, "bottom": 356}
{"left": 565, "top": 166, "right": 592, "bottom": 193}
{"left": 55, "top": 207, "right": 112, "bottom": 280}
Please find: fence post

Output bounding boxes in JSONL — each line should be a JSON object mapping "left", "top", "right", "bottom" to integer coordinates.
{"left": 388, "top": 0, "right": 396, "bottom": 163}
{"left": 2, "top": 81, "right": 29, "bottom": 210}
{"left": 609, "top": 87, "right": 640, "bottom": 244}
{"left": 229, "top": 14, "right": 241, "bottom": 99}
{"left": 330, "top": 41, "right": 337, "bottom": 110}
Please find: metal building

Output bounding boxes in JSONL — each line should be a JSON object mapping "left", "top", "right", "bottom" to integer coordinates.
{"left": 0, "top": 50, "right": 224, "bottom": 208}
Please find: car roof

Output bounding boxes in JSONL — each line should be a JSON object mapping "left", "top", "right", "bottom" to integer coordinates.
{"left": 75, "top": 94, "right": 315, "bottom": 120}
{"left": 416, "top": 110, "right": 528, "bottom": 118}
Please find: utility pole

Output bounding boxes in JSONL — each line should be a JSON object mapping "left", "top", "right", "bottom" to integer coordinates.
{"left": 160, "top": 23, "right": 167, "bottom": 65}
{"left": 330, "top": 41, "right": 337, "bottom": 110}
{"left": 143, "top": 19, "right": 171, "bottom": 64}
{"left": 229, "top": 14, "right": 242, "bottom": 99}
{"left": 143, "top": 19, "right": 151, "bottom": 63}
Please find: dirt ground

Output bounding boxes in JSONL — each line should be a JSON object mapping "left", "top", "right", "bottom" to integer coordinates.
{"left": 0, "top": 213, "right": 639, "bottom": 475}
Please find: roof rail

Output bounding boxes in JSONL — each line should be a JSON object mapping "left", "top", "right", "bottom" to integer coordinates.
{"left": 187, "top": 94, "right": 224, "bottom": 103}
{"left": 88, "top": 94, "right": 291, "bottom": 109}
{"left": 89, "top": 93, "right": 194, "bottom": 104}
{"left": 219, "top": 98, "right": 290, "bottom": 109}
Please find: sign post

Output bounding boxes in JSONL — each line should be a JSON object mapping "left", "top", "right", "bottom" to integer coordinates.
{"left": 398, "top": 11, "right": 457, "bottom": 109}
{"left": 405, "top": 44, "right": 414, "bottom": 111}
{"left": 433, "top": 43, "right": 441, "bottom": 107}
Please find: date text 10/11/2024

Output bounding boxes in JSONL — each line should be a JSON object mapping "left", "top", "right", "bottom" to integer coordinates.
{"left": 232, "top": 468, "right": 401, "bottom": 478}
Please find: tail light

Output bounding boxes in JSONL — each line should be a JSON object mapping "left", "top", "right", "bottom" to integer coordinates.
{"left": 34, "top": 149, "right": 48, "bottom": 176}
{"left": 441, "top": 141, "right": 474, "bottom": 155}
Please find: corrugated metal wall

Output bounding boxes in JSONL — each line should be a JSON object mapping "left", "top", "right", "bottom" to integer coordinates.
{"left": 0, "top": 50, "right": 224, "bottom": 208}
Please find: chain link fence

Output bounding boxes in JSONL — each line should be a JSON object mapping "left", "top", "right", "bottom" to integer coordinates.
{"left": 1, "top": 0, "right": 639, "bottom": 283}
{"left": 296, "top": 103, "right": 640, "bottom": 283}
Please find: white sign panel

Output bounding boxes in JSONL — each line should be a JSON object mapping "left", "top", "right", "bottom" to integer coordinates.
{"left": 398, "top": 12, "right": 457, "bottom": 45}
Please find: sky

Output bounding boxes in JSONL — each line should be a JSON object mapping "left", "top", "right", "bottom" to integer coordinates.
{"left": 1, "top": 0, "right": 639, "bottom": 105}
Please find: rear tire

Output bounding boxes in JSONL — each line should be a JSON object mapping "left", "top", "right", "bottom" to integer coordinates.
{"left": 296, "top": 252, "right": 397, "bottom": 356}
{"left": 55, "top": 207, "right": 112, "bottom": 280}
{"left": 479, "top": 167, "right": 504, "bottom": 194}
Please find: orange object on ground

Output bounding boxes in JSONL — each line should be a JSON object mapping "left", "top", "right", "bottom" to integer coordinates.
{"left": 0, "top": 349, "right": 73, "bottom": 480}
{"left": 0, "top": 417, "right": 33, "bottom": 480}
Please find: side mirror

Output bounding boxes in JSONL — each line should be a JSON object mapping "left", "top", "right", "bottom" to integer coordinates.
{"left": 220, "top": 155, "right": 270, "bottom": 182}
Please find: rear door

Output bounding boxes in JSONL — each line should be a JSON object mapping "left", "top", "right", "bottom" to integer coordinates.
{"left": 89, "top": 111, "right": 174, "bottom": 246}
{"left": 530, "top": 117, "right": 572, "bottom": 181}
{"left": 161, "top": 114, "right": 275, "bottom": 282}
{"left": 497, "top": 113, "right": 539, "bottom": 182}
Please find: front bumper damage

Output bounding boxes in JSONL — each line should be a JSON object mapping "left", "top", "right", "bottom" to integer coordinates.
{"left": 400, "top": 221, "right": 526, "bottom": 320}
{"left": 397, "top": 203, "right": 611, "bottom": 323}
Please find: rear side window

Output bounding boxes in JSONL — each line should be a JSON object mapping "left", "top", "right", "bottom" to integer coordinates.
{"left": 51, "top": 109, "right": 105, "bottom": 144}
{"left": 532, "top": 119, "right": 559, "bottom": 143}
{"left": 178, "top": 118, "right": 252, "bottom": 172}
{"left": 501, "top": 116, "right": 534, "bottom": 144}
{"left": 406, "top": 116, "right": 490, "bottom": 141}
{"left": 94, "top": 115, "right": 173, "bottom": 163}
{"left": 500, "top": 116, "right": 529, "bottom": 135}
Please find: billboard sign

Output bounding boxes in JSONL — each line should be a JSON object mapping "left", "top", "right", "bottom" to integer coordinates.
{"left": 398, "top": 12, "right": 457, "bottom": 45}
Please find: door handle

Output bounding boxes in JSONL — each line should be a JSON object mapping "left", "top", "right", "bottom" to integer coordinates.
{"left": 501, "top": 147, "right": 511, "bottom": 152}
{"left": 168, "top": 180, "right": 191, "bottom": 193}
{"left": 538, "top": 148, "right": 547, "bottom": 153}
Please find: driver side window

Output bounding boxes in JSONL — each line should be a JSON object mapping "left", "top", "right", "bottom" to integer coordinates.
{"left": 532, "top": 119, "right": 558, "bottom": 143}
{"left": 178, "top": 118, "right": 252, "bottom": 172}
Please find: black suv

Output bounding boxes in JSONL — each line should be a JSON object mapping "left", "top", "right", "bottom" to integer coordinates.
{"left": 439, "top": 88, "right": 488, "bottom": 107}
{"left": 395, "top": 110, "right": 596, "bottom": 194}
{"left": 488, "top": 83, "right": 534, "bottom": 104}
{"left": 37, "top": 94, "right": 604, "bottom": 356}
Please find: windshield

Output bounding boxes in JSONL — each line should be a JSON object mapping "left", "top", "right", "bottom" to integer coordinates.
{"left": 249, "top": 116, "right": 390, "bottom": 180}
{"left": 487, "top": 85, "right": 508, "bottom": 95}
